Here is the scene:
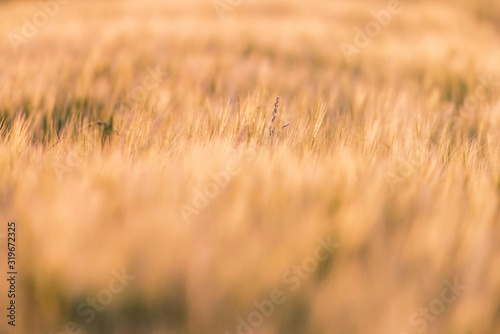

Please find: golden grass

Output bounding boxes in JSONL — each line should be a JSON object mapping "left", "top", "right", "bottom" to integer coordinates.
{"left": 0, "top": 0, "right": 500, "bottom": 333}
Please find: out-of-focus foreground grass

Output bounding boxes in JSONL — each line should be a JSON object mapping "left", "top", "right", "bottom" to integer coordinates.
{"left": 0, "top": 0, "right": 500, "bottom": 333}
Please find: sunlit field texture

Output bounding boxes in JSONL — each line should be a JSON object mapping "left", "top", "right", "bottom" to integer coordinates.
{"left": 1, "top": 0, "right": 500, "bottom": 333}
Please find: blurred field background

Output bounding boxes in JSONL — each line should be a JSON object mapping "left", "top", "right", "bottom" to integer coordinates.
{"left": 0, "top": 0, "right": 500, "bottom": 333}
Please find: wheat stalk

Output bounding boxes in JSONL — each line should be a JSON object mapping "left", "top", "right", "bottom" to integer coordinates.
{"left": 268, "top": 96, "right": 279, "bottom": 137}
{"left": 313, "top": 101, "right": 327, "bottom": 139}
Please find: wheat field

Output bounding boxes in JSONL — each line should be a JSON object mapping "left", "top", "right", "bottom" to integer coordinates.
{"left": 0, "top": 0, "right": 500, "bottom": 333}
